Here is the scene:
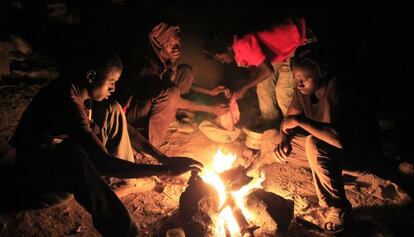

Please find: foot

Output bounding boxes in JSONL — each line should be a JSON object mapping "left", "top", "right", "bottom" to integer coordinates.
{"left": 112, "top": 178, "right": 156, "bottom": 198}
{"left": 168, "top": 119, "right": 195, "bottom": 134}
{"left": 176, "top": 109, "right": 195, "bottom": 121}
{"left": 324, "top": 207, "right": 352, "bottom": 235}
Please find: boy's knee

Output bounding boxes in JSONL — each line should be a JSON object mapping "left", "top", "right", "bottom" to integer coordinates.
{"left": 305, "top": 135, "right": 319, "bottom": 165}
{"left": 305, "top": 135, "right": 318, "bottom": 150}
{"left": 306, "top": 135, "right": 341, "bottom": 171}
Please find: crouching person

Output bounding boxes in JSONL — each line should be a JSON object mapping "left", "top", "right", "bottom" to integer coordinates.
{"left": 272, "top": 44, "right": 380, "bottom": 235}
{"left": 9, "top": 51, "right": 202, "bottom": 236}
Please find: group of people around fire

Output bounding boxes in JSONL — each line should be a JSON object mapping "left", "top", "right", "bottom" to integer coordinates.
{"left": 10, "top": 14, "right": 380, "bottom": 236}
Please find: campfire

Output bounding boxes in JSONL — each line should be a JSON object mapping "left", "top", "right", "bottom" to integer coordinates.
{"left": 177, "top": 149, "right": 294, "bottom": 237}
{"left": 199, "top": 149, "right": 264, "bottom": 236}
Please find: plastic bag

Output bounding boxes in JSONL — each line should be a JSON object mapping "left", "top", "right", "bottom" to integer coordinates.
{"left": 217, "top": 98, "right": 240, "bottom": 131}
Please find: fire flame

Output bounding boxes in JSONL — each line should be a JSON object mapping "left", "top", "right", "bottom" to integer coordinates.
{"left": 199, "top": 149, "right": 265, "bottom": 237}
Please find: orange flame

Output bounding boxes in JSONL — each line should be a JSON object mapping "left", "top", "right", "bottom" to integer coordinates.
{"left": 199, "top": 149, "right": 265, "bottom": 237}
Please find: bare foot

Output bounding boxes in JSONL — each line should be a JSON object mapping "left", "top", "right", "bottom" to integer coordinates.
{"left": 113, "top": 178, "right": 156, "bottom": 198}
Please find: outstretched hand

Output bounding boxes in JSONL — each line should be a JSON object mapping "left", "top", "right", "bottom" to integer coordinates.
{"left": 231, "top": 88, "right": 248, "bottom": 100}
{"left": 161, "top": 156, "right": 204, "bottom": 167}
{"left": 161, "top": 156, "right": 204, "bottom": 175}
{"left": 166, "top": 164, "right": 201, "bottom": 176}
{"left": 211, "top": 85, "right": 230, "bottom": 97}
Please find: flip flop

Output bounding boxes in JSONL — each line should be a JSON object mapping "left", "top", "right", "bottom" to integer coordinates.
{"left": 324, "top": 207, "right": 352, "bottom": 235}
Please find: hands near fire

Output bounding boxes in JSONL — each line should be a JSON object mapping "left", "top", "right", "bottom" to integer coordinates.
{"left": 231, "top": 87, "right": 248, "bottom": 100}
{"left": 273, "top": 116, "right": 300, "bottom": 163}
{"left": 281, "top": 115, "right": 301, "bottom": 133}
{"left": 210, "top": 85, "right": 231, "bottom": 98}
{"left": 273, "top": 139, "right": 292, "bottom": 163}
{"left": 160, "top": 156, "right": 204, "bottom": 175}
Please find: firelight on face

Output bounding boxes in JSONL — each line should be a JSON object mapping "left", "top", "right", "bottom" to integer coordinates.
{"left": 90, "top": 68, "right": 121, "bottom": 101}
{"left": 292, "top": 67, "right": 317, "bottom": 95}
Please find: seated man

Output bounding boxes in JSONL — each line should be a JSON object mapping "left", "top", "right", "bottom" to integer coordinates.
{"left": 9, "top": 51, "right": 202, "bottom": 236}
{"left": 272, "top": 44, "right": 379, "bottom": 235}
{"left": 117, "top": 22, "right": 230, "bottom": 147}
{"left": 203, "top": 17, "right": 313, "bottom": 130}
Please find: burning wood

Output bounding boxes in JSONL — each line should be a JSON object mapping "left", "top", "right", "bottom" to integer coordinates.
{"left": 220, "top": 194, "right": 259, "bottom": 236}
{"left": 244, "top": 190, "right": 294, "bottom": 236}
{"left": 197, "top": 149, "right": 265, "bottom": 236}
{"left": 175, "top": 149, "right": 294, "bottom": 237}
{"left": 178, "top": 170, "right": 220, "bottom": 236}
{"left": 219, "top": 165, "right": 253, "bottom": 191}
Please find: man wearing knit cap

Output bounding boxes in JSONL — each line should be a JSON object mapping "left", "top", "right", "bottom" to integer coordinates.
{"left": 116, "top": 22, "right": 230, "bottom": 147}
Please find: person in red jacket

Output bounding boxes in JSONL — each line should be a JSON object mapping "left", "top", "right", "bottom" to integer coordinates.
{"left": 204, "top": 17, "right": 313, "bottom": 131}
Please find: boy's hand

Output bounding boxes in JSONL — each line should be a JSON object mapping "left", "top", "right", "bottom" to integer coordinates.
{"left": 162, "top": 157, "right": 203, "bottom": 175}
{"left": 210, "top": 85, "right": 229, "bottom": 96}
{"left": 273, "top": 141, "right": 292, "bottom": 163}
{"left": 281, "top": 115, "right": 300, "bottom": 133}
{"left": 231, "top": 87, "right": 248, "bottom": 100}
{"left": 161, "top": 156, "right": 204, "bottom": 169}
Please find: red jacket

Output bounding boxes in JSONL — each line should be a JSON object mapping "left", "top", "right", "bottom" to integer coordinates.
{"left": 233, "top": 17, "right": 307, "bottom": 67}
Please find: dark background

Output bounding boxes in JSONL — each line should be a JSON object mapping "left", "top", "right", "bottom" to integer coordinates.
{"left": 1, "top": 0, "right": 413, "bottom": 161}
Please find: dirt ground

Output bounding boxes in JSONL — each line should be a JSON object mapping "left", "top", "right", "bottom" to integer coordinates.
{"left": 0, "top": 76, "right": 413, "bottom": 237}
{"left": 1, "top": 2, "right": 413, "bottom": 236}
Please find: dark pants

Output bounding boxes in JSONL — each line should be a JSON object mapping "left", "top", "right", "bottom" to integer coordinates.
{"left": 15, "top": 100, "right": 138, "bottom": 237}
{"left": 287, "top": 135, "right": 351, "bottom": 209}
{"left": 15, "top": 141, "right": 138, "bottom": 237}
{"left": 126, "top": 64, "right": 194, "bottom": 147}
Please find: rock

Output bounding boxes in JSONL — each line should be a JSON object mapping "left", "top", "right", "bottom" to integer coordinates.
{"left": 178, "top": 172, "right": 220, "bottom": 237}
{"left": 245, "top": 129, "right": 281, "bottom": 178}
{"left": 219, "top": 165, "right": 253, "bottom": 191}
{"left": 399, "top": 162, "right": 414, "bottom": 177}
{"left": 259, "top": 129, "right": 280, "bottom": 166}
{"left": 244, "top": 189, "right": 294, "bottom": 236}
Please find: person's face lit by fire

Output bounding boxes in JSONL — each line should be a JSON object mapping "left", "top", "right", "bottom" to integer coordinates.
{"left": 160, "top": 33, "right": 181, "bottom": 63}
{"left": 292, "top": 62, "right": 322, "bottom": 95}
{"left": 213, "top": 47, "right": 234, "bottom": 64}
{"left": 88, "top": 67, "right": 121, "bottom": 101}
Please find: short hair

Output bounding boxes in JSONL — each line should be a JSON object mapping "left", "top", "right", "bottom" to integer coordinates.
{"left": 203, "top": 31, "right": 233, "bottom": 57}
{"left": 292, "top": 43, "right": 329, "bottom": 78}
{"left": 82, "top": 51, "right": 123, "bottom": 76}
{"left": 68, "top": 51, "right": 123, "bottom": 85}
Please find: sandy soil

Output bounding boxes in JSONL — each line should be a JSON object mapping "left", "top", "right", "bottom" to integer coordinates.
{"left": 0, "top": 77, "right": 413, "bottom": 237}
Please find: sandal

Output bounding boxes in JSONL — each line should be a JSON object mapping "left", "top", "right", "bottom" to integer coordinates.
{"left": 324, "top": 207, "right": 352, "bottom": 235}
